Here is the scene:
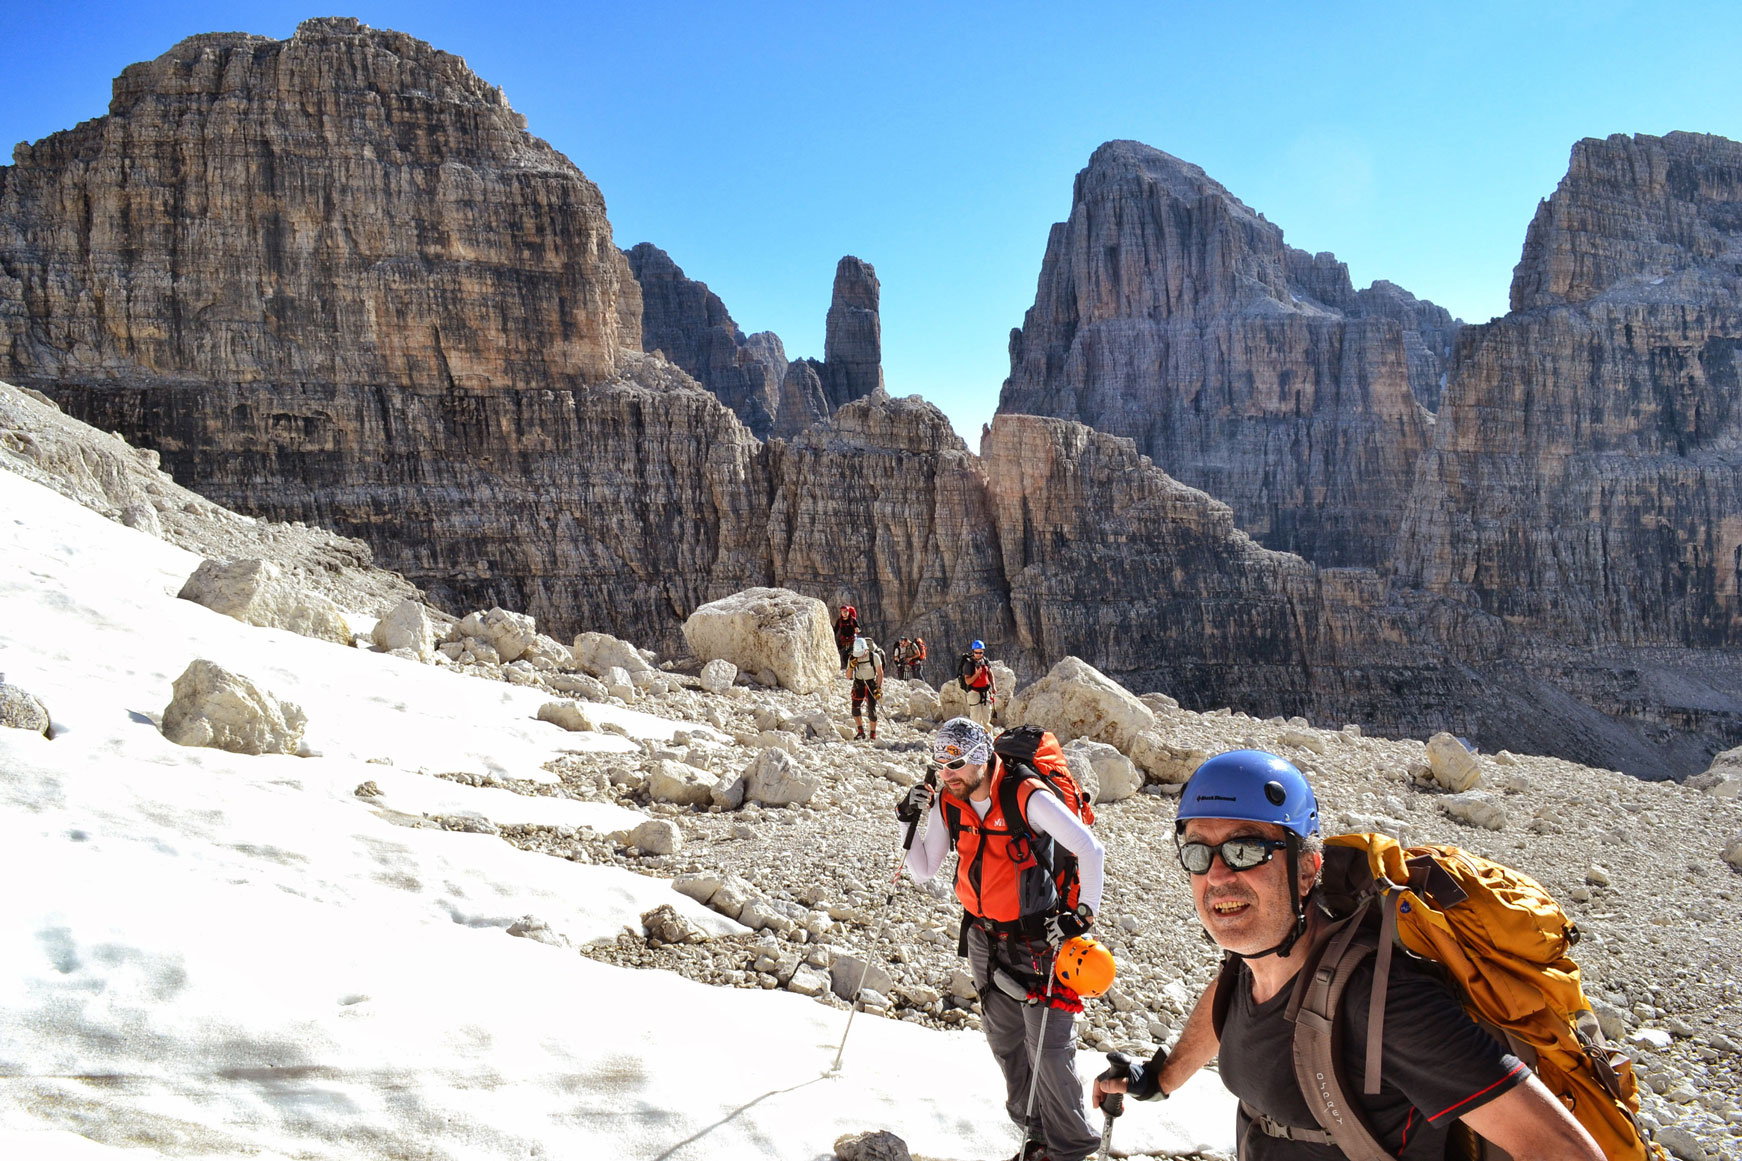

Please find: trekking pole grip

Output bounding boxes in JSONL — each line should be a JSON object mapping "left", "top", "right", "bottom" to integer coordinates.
{"left": 1103, "top": 1050, "right": 1131, "bottom": 1117}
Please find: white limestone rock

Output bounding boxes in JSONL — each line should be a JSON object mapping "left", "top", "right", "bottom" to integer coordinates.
{"left": 161, "top": 659, "right": 307, "bottom": 756}
{"left": 1063, "top": 738, "right": 1140, "bottom": 804}
{"left": 1441, "top": 790, "right": 1507, "bottom": 831}
{"left": 548, "top": 672, "right": 608, "bottom": 700}
{"left": 743, "top": 746, "right": 821, "bottom": 807}
{"left": 626, "top": 819, "right": 682, "bottom": 856}
{"left": 1723, "top": 836, "right": 1742, "bottom": 870}
{"left": 647, "top": 759, "right": 721, "bottom": 807}
{"left": 574, "top": 631, "right": 655, "bottom": 677}
{"left": 829, "top": 950, "right": 894, "bottom": 999}
{"left": 178, "top": 558, "right": 352, "bottom": 645}
{"left": 699, "top": 658, "right": 738, "bottom": 693}
{"left": 449, "top": 607, "right": 540, "bottom": 663}
{"left": 1129, "top": 731, "right": 1210, "bottom": 785}
{"left": 1425, "top": 732, "right": 1483, "bottom": 792}
{"left": 1003, "top": 656, "right": 1157, "bottom": 754}
{"left": 0, "top": 678, "right": 51, "bottom": 737}
{"left": 681, "top": 587, "right": 837, "bottom": 694}
{"left": 536, "top": 700, "right": 595, "bottom": 733}
{"left": 905, "top": 682, "right": 941, "bottom": 721}
{"left": 371, "top": 598, "right": 440, "bottom": 661}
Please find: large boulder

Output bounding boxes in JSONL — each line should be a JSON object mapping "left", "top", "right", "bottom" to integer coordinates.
{"left": 1002, "top": 656, "right": 1156, "bottom": 753}
{"left": 1425, "top": 733, "right": 1483, "bottom": 792}
{"left": 536, "top": 701, "right": 595, "bottom": 732}
{"left": 0, "top": 677, "right": 51, "bottom": 737}
{"left": 1691, "top": 746, "right": 1742, "bottom": 802}
{"left": 681, "top": 588, "right": 836, "bottom": 694}
{"left": 742, "top": 746, "right": 821, "bottom": 807}
{"left": 905, "top": 682, "right": 941, "bottom": 721}
{"left": 372, "top": 598, "right": 440, "bottom": 661}
{"left": 573, "top": 631, "right": 656, "bottom": 677}
{"left": 1129, "top": 732, "right": 1210, "bottom": 785}
{"left": 177, "top": 558, "right": 351, "bottom": 645}
{"left": 161, "top": 659, "right": 307, "bottom": 756}
{"left": 449, "top": 607, "right": 542, "bottom": 664}
{"left": 647, "top": 760, "right": 721, "bottom": 807}
{"left": 1064, "top": 738, "right": 1141, "bottom": 803}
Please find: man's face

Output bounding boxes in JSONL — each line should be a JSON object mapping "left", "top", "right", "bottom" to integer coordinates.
{"left": 972, "top": 649, "right": 984, "bottom": 661}
{"left": 939, "top": 758, "right": 988, "bottom": 799}
{"left": 1182, "top": 817, "right": 1319, "bottom": 956}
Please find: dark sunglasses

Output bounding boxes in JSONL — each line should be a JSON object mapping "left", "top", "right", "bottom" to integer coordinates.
{"left": 1177, "top": 837, "right": 1289, "bottom": 875}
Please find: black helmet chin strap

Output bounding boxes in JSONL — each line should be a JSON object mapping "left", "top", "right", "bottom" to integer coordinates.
{"left": 1239, "top": 833, "right": 1311, "bottom": 961}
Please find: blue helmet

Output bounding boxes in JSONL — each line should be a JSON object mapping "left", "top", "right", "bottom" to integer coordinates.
{"left": 971, "top": 639, "right": 985, "bottom": 651}
{"left": 1176, "top": 750, "right": 1319, "bottom": 838}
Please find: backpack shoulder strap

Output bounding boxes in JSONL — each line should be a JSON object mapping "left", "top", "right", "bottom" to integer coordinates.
{"left": 1287, "top": 911, "right": 1393, "bottom": 1161}
{"left": 941, "top": 799, "right": 966, "bottom": 847}
{"left": 996, "top": 759, "right": 1057, "bottom": 843}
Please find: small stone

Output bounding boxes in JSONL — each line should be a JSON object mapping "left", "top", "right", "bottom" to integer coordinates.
{"left": 1627, "top": 1028, "right": 1673, "bottom": 1051}
{"left": 1587, "top": 864, "right": 1612, "bottom": 887}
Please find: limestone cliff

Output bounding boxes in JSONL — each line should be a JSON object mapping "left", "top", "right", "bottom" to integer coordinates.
{"left": 625, "top": 242, "right": 794, "bottom": 439}
{"left": 1397, "top": 133, "right": 1742, "bottom": 651}
{"left": 0, "top": 17, "right": 641, "bottom": 394}
{"left": 819, "top": 256, "right": 884, "bottom": 409}
{"left": 997, "top": 140, "right": 1456, "bottom": 568}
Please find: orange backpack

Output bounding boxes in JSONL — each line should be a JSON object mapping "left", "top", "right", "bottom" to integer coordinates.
{"left": 1226, "top": 834, "right": 1665, "bottom": 1161}
{"left": 989, "top": 726, "right": 1095, "bottom": 913}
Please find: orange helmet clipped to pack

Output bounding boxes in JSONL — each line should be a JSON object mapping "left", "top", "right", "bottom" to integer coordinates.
{"left": 1054, "top": 935, "right": 1115, "bottom": 998}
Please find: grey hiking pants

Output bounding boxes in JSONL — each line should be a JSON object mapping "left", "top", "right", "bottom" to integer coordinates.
{"left": 967, "top": 924, "right": 1100, "bottom": 1161}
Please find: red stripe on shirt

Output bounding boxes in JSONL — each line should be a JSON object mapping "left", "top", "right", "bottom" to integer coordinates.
{"left": 1427, "top": 1061, "right": 1530, "bottom": 1123}
{"left": 1400, "top": 1107, "right": 1417, "bottom": 1149}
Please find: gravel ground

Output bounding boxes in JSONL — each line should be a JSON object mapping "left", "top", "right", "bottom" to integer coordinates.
{"left": 416, "top": 670, "right": 1742, "bottom": 1161}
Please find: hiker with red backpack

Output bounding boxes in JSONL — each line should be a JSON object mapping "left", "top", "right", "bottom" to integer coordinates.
{"left": 897, "top": 717, "right": 1106, "bottom": 1161}
{"left": 956, "top": 640, "right": 997, "bottom": 727}
{"left": 833, "top": 605, "right": 860, "bottom": 669}
{"left": 1092, "top": 750, "right": 1619, "bottom": 1161}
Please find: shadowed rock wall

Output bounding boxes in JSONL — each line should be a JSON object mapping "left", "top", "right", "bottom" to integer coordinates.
{"left": 997, "top": 140, "right": 1456, "bottom": 569}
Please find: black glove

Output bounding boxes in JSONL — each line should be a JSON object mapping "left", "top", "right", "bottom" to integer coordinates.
{"left": 1045, "top": 904, "right": 1093, "bottom": 946}
{"left": 1096, "top": 1047, "right": 1168, "bottom": 1102}
{"left": 895, "top": 781, "right": 933, "bottom": 824}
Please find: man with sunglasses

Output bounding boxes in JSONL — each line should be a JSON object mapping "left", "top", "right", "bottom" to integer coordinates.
{"left": 1092, "top": 750, "right": 1603, "bottom": 1160}
{"left": 897, "top": 717, "right": 1105, "bottom": 1161}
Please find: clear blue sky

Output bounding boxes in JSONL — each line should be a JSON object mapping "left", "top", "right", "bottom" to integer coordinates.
{"left": 4, "top": 1, "right": 1740, "bottom": 443}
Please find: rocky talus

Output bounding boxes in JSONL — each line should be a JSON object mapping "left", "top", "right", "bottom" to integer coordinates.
{"left": 996, "top": 140, "right": 1458, "bottom": 569}
{"left": 1396, "top": 133, "right": 1742, "bottom": 652}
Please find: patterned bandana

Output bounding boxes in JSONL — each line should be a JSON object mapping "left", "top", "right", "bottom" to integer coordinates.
{"left": 932, "top": 716, "right": 991, "bottom": 765}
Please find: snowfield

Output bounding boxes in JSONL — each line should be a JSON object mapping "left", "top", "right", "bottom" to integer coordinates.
{"left": 0, "top": 467, "right": 1236, "bottom": 1158}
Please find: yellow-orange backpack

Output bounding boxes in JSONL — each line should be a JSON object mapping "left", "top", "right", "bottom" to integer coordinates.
{"left": 1218, "top": 833, "right": 1666, "bottom": 1161}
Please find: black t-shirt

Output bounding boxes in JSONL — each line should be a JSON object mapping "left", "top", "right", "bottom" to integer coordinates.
{"left": 1218, "top": 954, "right": 1528, "bottom": 1160}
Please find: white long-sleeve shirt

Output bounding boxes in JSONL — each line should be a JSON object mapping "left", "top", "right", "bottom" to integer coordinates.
{"left": 904, "top": 786, "right": 1104, "bottom": 914}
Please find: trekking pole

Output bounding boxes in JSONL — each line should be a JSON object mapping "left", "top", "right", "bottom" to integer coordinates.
{"left": 1016, "top": 953, "right": 1060, "bottom": 1161}
{"left": 830, "top": 770, "right": 936, "bottom": 1074}
{"left": 1097, "top": 1052, "right": 1129, "bottom": 1161}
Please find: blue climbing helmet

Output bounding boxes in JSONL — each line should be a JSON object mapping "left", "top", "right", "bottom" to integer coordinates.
{"left": 1176, "top": 749, "right": 1320, "bottom": 960}
{"left": 971, "top": 639, "right": 985, "bottom": 651}
{"left": 1175, "top": 749, "right": 1319, "bottom": 837}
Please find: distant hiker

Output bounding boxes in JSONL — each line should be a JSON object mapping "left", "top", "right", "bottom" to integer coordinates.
{"left": 1091, "top": 750, "right": 1607, "bottom": 1161}
{"left": 956, "top": 639, "right": 996, "bottom": 726}
{"left": 845, "top": 634, "right": 885, "bottom": 740}
{"left": 911, "top": 635, "right": 926, "bottom": 680}
{"left": 892, "top": 637, "right": 916, "bottom": 679}
{"left": 833, "top": 604, "right": 859, "bottom": 669}
{"left": 898, "top": 717, "right": 1105, "bottom": 1161}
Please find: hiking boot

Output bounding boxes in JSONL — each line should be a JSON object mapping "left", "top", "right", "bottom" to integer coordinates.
{"left": 1007, "top": 1140, "right": 1048, "bottom": 1161}
{"left": 854, "top": 727, "right": 865, "bottom": 740}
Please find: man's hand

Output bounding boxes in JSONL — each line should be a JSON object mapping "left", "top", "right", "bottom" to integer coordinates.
{"left": 1095, "top": 1047, "right": 1166, "bottom": 1106}
{"left": 1045, "top": 904, "right": 1092, "bottom": 946}
{"left": 896, "top": 780, "right": 933, "bottom": 824}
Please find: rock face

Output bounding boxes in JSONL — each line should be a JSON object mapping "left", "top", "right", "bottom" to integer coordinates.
{"left": 819, "top": 256, "right": 884, "bottom": 409}
{"left": 996, "top": 140, "right": 1453, "bottom": 568}
{"left": 1397, "top": 133, "right": 1742, "bottom": 653}
{"left": 0, "top": 18, "right": 640, "bottom": 395}
{"left": 625, "top": 243, "right": 795, "bottom": 438}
